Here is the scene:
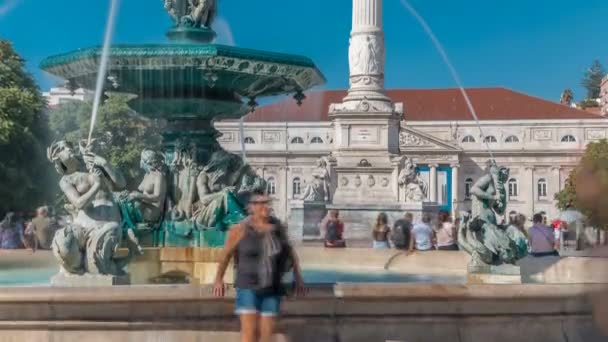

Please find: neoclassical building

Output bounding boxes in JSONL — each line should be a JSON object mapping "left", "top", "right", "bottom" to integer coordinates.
{"left": 216, "top": 87, "right": 608, "bottom": 223}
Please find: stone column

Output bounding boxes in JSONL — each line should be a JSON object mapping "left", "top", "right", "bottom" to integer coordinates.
{"left": 550, "top": 166, "right": 561, "bottom": 218}
{"left": 345, "top": 0, "right": 390, "bottom": 103}
{"left": 429, "top": 164, "right": 438, "bottom": 203}
{"left": 524, "top": 166, "right": 534, "bottom": 218}
{"left": 451, "top": 164, "right": 459, "bottom": 216}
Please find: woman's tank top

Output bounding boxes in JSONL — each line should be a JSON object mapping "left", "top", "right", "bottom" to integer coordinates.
{"left": 234, "top": 218, "right": 289, "bottom": 294}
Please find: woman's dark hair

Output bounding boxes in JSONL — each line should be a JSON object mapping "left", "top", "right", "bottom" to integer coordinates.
{"left": 438, "top": 211, "right": 451, "bottom": 223}
{"left": 375, "top": 212, "right": 388, "bottom": 229}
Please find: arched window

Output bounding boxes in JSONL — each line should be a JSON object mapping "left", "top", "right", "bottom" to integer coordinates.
{"left": 561, "top": 135, "right": 576, "bottom": 143}
{"left": 483, "top": 135, "right": 498, "bottom": 143}
{"left": 461, "top": 135, "right": 476, "bottom": 143}
{"left": 243, "top": 137, "right": 255, "bottom": 144}
{"left": 505, "top": 135, "right": 519, "bottom": 143}
{"left": 310, "top": 136, "right": 324, "bottom": 144}
{"left": 464, "top": 178, "right": 473, "bottom": 200}
{"left": 290, "top": 137, "right": 304, "bottom": 144}
{"left": 537, "top": 178, "right": 548, "bottom": 199}
{"left": 292, "top": 177, "right": 301, "bottom": 198}
{"left": 267, "top": 177, "right": 276, "bottom": 195}
{"left": 508, "top": 178, "right": 518, "bottom": 199}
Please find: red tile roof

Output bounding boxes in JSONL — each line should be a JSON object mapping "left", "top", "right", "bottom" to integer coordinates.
{"left": 243, "top": 88, "right": 603, "bottom": 122}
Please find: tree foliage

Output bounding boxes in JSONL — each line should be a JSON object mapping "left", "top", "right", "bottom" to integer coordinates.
{"left": 0, "top": 39, "right": 54, "bottom": 214}
{"left": 48, "top": 94, "right": 162, "bottom": 189}
{"left": 555, "top": 139, "right": 608, "bottom": 227}
{"left": 581, "top": 59, "right": 606, "bottom": 100}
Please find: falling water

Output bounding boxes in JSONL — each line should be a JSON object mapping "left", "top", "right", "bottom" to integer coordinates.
{"left": 399, "top": 0, "right": 495, "bottom": 160}
{"left": 87, "top": 0, "right": 120, "bottom": 145}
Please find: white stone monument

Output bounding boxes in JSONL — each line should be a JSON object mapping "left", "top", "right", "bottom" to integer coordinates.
{"left": 324, "top": 0, "right": 436, "bottom": 239}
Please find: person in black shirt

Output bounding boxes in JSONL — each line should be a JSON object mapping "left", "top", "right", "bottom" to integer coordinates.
{"left": 392, "top": 212, "right": 413, "bottom": 250}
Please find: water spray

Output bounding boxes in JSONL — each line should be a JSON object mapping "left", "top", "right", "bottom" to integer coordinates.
{"left": 399, "top": 0, "right": 495, "bottom": 161}
{"left": 87, "top": 0, "right": 120, "bottom": 147}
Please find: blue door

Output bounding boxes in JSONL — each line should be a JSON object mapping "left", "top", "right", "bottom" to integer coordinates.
{"left": 416, "top": 165, "right": 452, "bottom": 213}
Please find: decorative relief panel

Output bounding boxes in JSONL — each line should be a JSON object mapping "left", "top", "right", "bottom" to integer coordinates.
{"left": 367, "top": 175, "right": 375, "bottom": 187}
{"left": 586, "top": 129, "right": 606, "bottom": 141}
{"left": 263, "top": 131, "right": 282, "bottom": 143}
{"left": 533, "top": 129, "right": 552, "bottom": 141}
{"left": 217, "top": 131, "right": 235, "bottom": 143}
{"left": 399, "top": 131, "right": 431, "bottom": 147}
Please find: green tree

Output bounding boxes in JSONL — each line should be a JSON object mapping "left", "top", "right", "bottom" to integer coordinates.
{"left": 555, "top": 139, "right": 608, "bottom": 228}
{"left": 0, "top": 39, "right": 54, "bottom": 214}
{"left": 581, "top": 59, "right": 606, "bottom": 100}
{"left": 48, "top": 94, "right": 162, "bottom": 189}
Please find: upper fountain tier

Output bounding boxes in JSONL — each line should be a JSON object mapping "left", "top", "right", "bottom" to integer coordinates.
{"left": 40, "top": 44, "right": 325, "bottom": 120}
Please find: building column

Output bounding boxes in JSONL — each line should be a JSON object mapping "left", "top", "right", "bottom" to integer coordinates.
{"left": 429, "top": 164, "right": 438, "bottom": 203}
{"left": 451, "top": 164, "right": 459, "bottom": 216}
{"left": 524, "top": 166, "right": 534, "bottom": 218}
{"left": 550, "top": 166, "right": 562, "bottom": 218}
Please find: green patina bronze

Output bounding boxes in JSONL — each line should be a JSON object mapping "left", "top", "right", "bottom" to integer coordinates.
{"left": 458, "top": 163, "right": 529, "bottom": 269}
{"left": 41, "top": 0, "right": 325, "bottom": 252}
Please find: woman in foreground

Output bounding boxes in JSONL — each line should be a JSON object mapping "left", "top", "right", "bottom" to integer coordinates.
{"left": 213, "top": 193, "right": 306, "bottom": 342}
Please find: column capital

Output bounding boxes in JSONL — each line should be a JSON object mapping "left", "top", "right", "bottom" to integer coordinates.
{"left": 450, "top": 163, "right": 460, "bottom": 169}
{"left": 524, "top": 166, "right": 534, "bottom": 171}
{"left": 429, "top": 163, "right": 439, "bottom": 168}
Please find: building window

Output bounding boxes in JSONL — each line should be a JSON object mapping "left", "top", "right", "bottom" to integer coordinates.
{"left": 505, "top": 135, "right": 519, "bottom": 143}
{"left": 483, "top": 135, "right": 498, "bottom": 143}
{"left": 461, "top": 135, "right": 476, "bottom": 143}
{"left": 310, "top": 136, "right": 324, "bottom": 144}
{"left": 537, "top": 178, "right": 547, "bottom": 199}
{"left": 464, "top": 178, "right": 473, "bottom": 200}
{"left": 244, "top": 137, "right": 255, "bottom": 144}
{"left": 292, "top": 177, "right": 301, "bottom": 198}
{"left": 508, "top": 178, "right": 518, "bottom": 199}
{"left": 267, "top": 177, "right": 276, "bottom": 195}
{"left": 561, "top": 135, "right": 576, "bottom": 142}
{"left": 290, "top": 137, "right": 304, "bottom": 144}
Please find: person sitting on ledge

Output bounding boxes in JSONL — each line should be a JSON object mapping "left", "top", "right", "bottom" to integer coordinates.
{"left": 392, "top": 212, "right": 413, "bottom": 250}
{"left": 322, "top": 210, "right": 346, "bottom": 248}
{"left": 409, "top": 213, "right": 434, "bottom": 252}
{"left": 372, "top": 212, "right": 391, "bottom": 249}
{"left": 528, "top": 213, "right": 559, "bottom": 257}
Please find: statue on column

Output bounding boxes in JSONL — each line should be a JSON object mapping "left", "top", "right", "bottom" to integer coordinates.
{"left": 47, "top": 141, "right": 141, "bottom": 276}
{"left": 163, "top": 0, "right": 217, "bottom": 28}
{"left": 301, "top": 157, "right": 332, "bottom": 202}
{"left": 458, "top": 162, "right": 528, "bottom": 267}
{"left": 398, "top": 158, "right": 427, "bottom": 203}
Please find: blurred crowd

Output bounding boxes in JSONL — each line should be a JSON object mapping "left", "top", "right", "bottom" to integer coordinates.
{"left": 321, "top": 208, "right": 589, "bottom": 256}
{"left": 0, "top": 207, "right": 60, "bottom": 252}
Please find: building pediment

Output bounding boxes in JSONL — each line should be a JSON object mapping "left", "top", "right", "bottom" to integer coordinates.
{"left": 398, "top": 126, "right": 461, "bottom": 152}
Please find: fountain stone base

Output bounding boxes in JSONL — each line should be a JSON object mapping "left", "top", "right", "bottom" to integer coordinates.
{"left": 51, "top": 272, "right": 130, "bottom": 287}
{"left": 467, "top": 263, "right": 522, "bottom": 284}
{"left": 288, "top": 201, "right": 328, "bottom": 242}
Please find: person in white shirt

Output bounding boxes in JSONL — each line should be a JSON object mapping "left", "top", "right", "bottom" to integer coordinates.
{"left": 409, "top": 213, "right": 434, "bottom": 252}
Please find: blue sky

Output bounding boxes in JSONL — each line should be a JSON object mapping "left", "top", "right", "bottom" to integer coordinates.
{"left": 0, "top": 0, "right": 606, "bottom": 102}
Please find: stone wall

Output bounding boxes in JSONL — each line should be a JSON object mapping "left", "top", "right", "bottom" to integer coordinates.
{"left": 0, "top": 284, "right": 606, "bottom": 342}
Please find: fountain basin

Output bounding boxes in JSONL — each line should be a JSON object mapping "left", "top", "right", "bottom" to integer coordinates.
{"left": 40, "top": 44, "right": 325, "bottom": 118}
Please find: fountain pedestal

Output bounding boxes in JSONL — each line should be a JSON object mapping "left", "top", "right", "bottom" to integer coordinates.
{"left": 466, "top": 263, "right": 522, "bottom": 284}
{"left": 51, "top": 273, "right": 130, "bottom": 287}
{"left": 289, "top": 200, "right": 328, "bottom": 242}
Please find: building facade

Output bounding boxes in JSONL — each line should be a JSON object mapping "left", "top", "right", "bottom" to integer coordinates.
{"left": 215, "top": 87, "right": 608, "bottom": 223}
{"left": 42, "top": 87, "right": 93, "bottom": 107}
